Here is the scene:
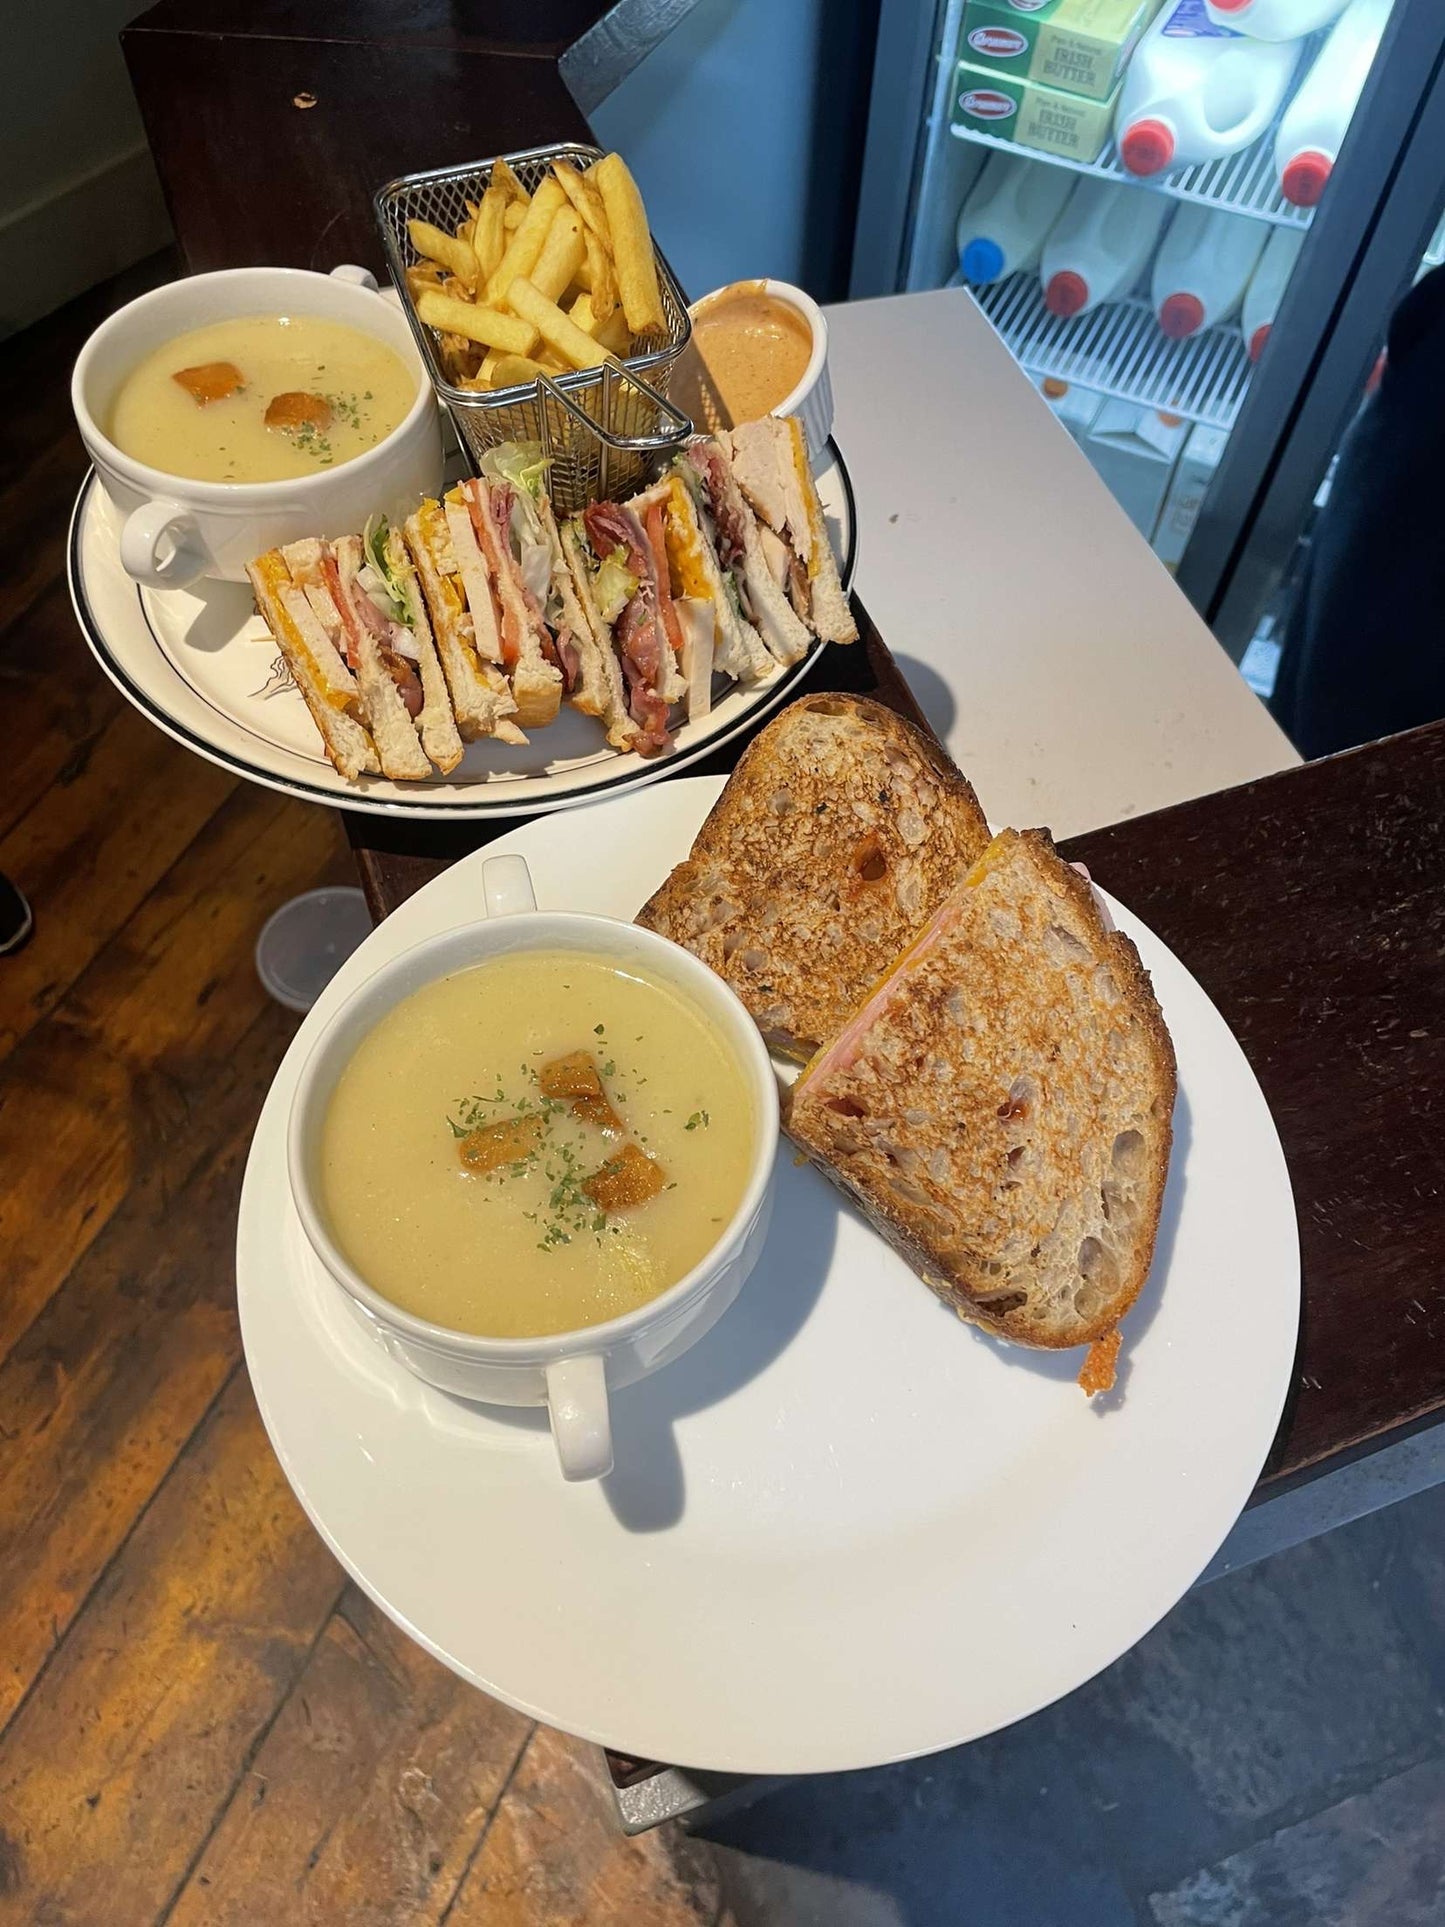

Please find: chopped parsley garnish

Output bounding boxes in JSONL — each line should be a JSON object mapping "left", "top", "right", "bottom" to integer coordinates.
{"left": 448, "top": 1052, "right": 661, "bottom": 1249}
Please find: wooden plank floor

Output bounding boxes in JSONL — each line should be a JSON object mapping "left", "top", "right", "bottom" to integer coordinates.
{"left": 0, "top": 263, "right": 732, "bottom": 1926}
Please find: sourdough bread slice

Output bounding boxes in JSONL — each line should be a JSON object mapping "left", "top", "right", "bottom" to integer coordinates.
{"left": 787, "top": 828, "right": 1176, "bottom": 1362}
{"left": 637, "top": 693, "right": 990, "bottom": 1058}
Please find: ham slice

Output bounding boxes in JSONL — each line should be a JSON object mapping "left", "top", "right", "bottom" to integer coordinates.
{"left": 323, "top": 553, "right": 424, "bottom": 718}
{"left": 583, "top": 502, "right": 673, "bottom": 754}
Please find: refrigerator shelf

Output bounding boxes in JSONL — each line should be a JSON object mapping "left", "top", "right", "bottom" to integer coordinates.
{"left": 949, "top": 125, "right": 1313, "bottom": 232}
{"left": 974, "top": 274, "right": 1253, "bottom": 432}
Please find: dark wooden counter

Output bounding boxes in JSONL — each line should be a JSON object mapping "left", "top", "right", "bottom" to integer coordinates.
{"left": 1068, "top": 722, "right": 1445, "bottom": 1487}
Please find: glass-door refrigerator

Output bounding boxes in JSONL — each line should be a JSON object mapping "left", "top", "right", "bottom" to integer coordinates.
{"left": 850, "top": 0, "right": 1445, "bottom": 684}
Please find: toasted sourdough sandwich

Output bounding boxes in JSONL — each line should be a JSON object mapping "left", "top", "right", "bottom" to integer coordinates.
{"left": 787, "top": 828, "right": 1176, "bottom": 1383}
{"left": 637, "top": 693, "right": 991, "bottom": 1058}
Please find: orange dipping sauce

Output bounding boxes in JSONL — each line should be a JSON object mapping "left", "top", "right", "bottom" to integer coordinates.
{"left": 671, "top": 283, "right": 814, "bottom": 434}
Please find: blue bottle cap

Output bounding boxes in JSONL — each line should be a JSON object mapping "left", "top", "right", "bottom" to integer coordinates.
{"left": 960, "top": 237, "right": 1005, "bottom": 284}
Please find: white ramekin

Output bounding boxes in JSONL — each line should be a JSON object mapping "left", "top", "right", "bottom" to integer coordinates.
{"left": 286, "top": 855, "right": 779, "bottom": 1482}
{"left": 686, "top": 277, "right": 834, "bottom": 459}
{"left": 71, "top": 265, "right": 444, "bottom": 589}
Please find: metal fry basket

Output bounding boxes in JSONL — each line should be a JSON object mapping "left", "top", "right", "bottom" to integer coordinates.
{"left": 374, "top": 142, "right": 695, "bottom": 510}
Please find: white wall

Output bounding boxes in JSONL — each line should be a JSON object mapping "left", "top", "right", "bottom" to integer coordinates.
{"left": 0, "top": 0, "right": 170, "bottom": 337}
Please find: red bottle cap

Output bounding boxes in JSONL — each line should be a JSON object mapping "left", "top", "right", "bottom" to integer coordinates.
{"left": 1248, "top": 324, "right": 1271, "bottom": 363}
{"left": 1209, "top": 0, "right": 1250, "bottom": 10}
{"left": 1281, "top": 150, "right": 1331, "bottom": 207}
{"left": 1119, "top": 119, "right": 1174, "bottom": 176}
{"left": 1044, "top": 270, "right": 1089, "bottom": 318}
{"left": 1159, "top": 293, "right": 1205, "bottom": 340}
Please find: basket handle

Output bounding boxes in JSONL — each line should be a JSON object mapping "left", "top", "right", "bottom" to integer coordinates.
{"left": 536, "top": 357, "right": 692, "bottom": 453}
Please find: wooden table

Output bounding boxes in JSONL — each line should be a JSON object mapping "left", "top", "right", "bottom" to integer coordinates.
{"left": 124, "top": 0, "right": 1445, "bottom": 1811}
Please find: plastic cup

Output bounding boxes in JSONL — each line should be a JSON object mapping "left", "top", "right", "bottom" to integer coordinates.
{"left": 255, "top": 887, "right": 373, "bottom": 1013}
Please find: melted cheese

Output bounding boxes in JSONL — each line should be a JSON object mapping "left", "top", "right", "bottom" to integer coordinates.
{"left": 252, "top": 552, "right": 354, "bottom": 710}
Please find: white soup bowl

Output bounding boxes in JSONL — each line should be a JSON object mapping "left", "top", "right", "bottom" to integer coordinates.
{"left": 286, "top": 855, "right": 779, "bottom": 1482}
{"left": 71, "top": 264, "right": 444, "bottom": 589}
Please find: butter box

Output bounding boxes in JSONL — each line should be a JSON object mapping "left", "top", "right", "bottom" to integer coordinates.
{"left": 951, "top": 60, "right": 1120, "bottom": 164}
{"left": 959, "top": 0, "right": 1161, "bottom": 104}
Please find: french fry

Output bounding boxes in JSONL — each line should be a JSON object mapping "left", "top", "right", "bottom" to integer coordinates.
{"left": 492, "top": 158, "right": 529, "bottom": 206}
{"left": 405, "top": 261, "right": 448, "bottom": 302}
{"left": 552, "top": 159, "right": 610, "bottom": 247}
{"left": 530, "top": 207, "right": 586, "bottom": 304}
{"left": 506, "top": 277, "right": 609, "bottom": 371}
{"left": 470, "top": 180, "right": 509, "bottom": 280}
{"left": 582, "top": 225, "right": 617, "bottom": 322}
{"left": 439, "top": 333, "right": 483, "bottom": 381}
{"left": 567, "top": 291, "right": 599, "bottom": 334}
{"left": 485, "top": 176, "right": 566, "bottom": 303}
{"left": 595, "top": 307, "right": 631, "bottom": 357}
{"left": 416, "top": 287, "right": 537, "bottom": 356}
{"left": 591, "top": 152, "right": 664, "bottom": 334}
{"left": 487, "top": 352, "right": 555, "bottom": 388}
{"left": 503, "top": 201, "right": 526, "bottom": 231}
{"left": 407, "top": 218, "right": 480, "bottom": 291}
{"left": 565, "top": 293, "right": 631, "bottom": 359}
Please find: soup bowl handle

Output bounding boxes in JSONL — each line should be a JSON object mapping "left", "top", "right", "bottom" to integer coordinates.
{"left": 545, "top": 1355, "right": 614, "bottom": 1481}
{"left": 481, "top": 855, "right": 537, "bottom": 919}
{"left": 330, "top": 263, "right": 380, "bottom": 292}
{"left": 119, "top": 497, "right": 212, "bottom": 589}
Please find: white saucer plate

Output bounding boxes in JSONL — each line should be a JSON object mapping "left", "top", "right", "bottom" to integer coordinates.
{"left": 68, "top": 447, "right": 856, "bottom": 820}
{"left": 237, "top": 776, "right": 1299, "bottom": 1775}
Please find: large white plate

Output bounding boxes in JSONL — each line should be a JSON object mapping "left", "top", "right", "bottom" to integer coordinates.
{"left": 237, "top": 777, "right": 1299, "bottom": 1776}
{"left": 68, "top": 448, "right": 856, "bottom": 821}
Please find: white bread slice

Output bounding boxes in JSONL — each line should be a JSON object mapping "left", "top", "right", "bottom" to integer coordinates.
{"left": 635, "top": 473, "right": 777, "bottom": 685}
{"left": 723, "top": 417, "right": 857, "bottom": 646}
{"left": 330, "top": 537, "right": 430, "bottom": 782}
{"left": 743, "top": 520, "right": 813, "bottom": 665}
{"left": 402, "top": 502, "right": 523, "bottom": 744}
{"left": 790, "top": 417, "right": 857, "bottom": 645}
{"left": 462, "top": 479, "right": 563, "bottom": 729}
{"left": 247, "top": 551, "right": 378, "bottom": 781}
{"left": 787, "top": 828, "right": 1176, "bottom": 1382}
{"left": 558, "top": 516, "right": 639, "bottom": 751}
{"left": 385, "top": 527, "right": 463, "bottom": 775}
{"left": 442, "top": 492, "right": 503, "bottom": 664}
{"left": 685, "top": 438, "right": 813, "bottom": 667}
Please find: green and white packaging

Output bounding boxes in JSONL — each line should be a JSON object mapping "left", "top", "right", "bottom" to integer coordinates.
{"left": 959, "top": 0, "right": 1162, "bottom": 104}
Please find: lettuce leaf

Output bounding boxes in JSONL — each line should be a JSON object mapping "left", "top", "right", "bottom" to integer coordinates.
{"left": 361, "top": 514, "right": 409, "bottom": 624}
{"left": 594, "top": 546, "right": 638, "bottom": 625}
{"left": 480, "top": 442, "right": 552, "bottom": 602}
{"left": 479, "top": 440, "right": 549, "bottom": 500}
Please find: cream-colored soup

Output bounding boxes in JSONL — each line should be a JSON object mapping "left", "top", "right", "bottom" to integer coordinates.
{"left": 319, "top": 951, "right": 756, "bottom": 1338}
{"left": 108, "top": 314, "right": 417, "bottom": 484}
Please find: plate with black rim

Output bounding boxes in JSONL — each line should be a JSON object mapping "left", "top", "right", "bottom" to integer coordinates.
{"left": 66, "top": 444, "right": 856, "bottom": 821}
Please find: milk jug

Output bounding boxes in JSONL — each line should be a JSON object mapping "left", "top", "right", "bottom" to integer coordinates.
{"left": 1116, "top": 0, "right": 1304, "bottom": 176}
{"left": 1152, "top": 201, "right": 1268, "bottom": 336}
{"left": 1274, "top": 0, "right": 1394, "bottom": 206}
{"left": 1241, "top": 225, "right": 1304, "bottom": 359}
{"left": 1041, "top": 179, "right": 1172, "bottom": 317}
{"left": 955, "top": 150, "right": 1077, "bottom": 284}
{"left": 1204, "top": 0, "right": 1352, "bottom": 37}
